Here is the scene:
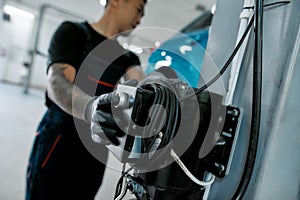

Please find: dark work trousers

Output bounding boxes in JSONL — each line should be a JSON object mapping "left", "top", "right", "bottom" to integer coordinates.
{"left": 26, "top": 105, "right": 108, "bottom": 200}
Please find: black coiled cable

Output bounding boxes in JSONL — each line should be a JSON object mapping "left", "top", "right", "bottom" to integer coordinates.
{"left": 131, "top": 82, "right": 180, "bottom": 169}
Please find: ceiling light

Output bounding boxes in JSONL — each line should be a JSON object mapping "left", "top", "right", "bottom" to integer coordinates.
{"left": 99, "top": 0, "right": 107, "bottom": 6}
{"left": 128, "top": 44, "right": 143, "bottom": 54}
{"left": 3, "top": 5, "right": 35, "bottom": 20}
{"left": 211, "top": 5, "right": 216, "bottom": 14}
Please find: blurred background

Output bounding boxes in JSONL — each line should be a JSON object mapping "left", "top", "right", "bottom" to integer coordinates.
{"left": 0, "top": 0, "right": 216, "bottom": 199}
{"left": 0, "top": 0, "right": 216, "bottom": 89}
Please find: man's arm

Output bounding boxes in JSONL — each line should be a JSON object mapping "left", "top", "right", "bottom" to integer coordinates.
{"left": 47, "top": 63, "right": 91, "bottom": 120}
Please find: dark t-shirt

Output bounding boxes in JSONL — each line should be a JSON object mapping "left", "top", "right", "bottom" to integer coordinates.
{"left": 46, "top": 21, "right": 140, "bottom": 108}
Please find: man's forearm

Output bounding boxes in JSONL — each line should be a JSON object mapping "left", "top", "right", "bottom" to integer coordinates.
{"left": 47, "top": 64, "right": 92, "bottom": 120}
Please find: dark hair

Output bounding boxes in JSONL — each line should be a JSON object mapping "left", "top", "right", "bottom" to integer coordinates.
{"left": 106, "top": 0, "right": 147, "bottom": 7}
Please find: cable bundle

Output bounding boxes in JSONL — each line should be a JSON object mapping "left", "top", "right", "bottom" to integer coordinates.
{"left": 132, "top": 81, "right": 181, "bottom": 168}
{"left": 114, "top": 81, "right": 181, "bottom": 199}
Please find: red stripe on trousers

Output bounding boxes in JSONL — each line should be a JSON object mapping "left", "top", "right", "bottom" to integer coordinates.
{"left": 41, "top": 135, "right": 61, "bottom": 168}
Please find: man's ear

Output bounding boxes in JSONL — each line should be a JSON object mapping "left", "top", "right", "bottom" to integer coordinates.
{"left": 109, "top": 0, "right": 119, "bottom": 8}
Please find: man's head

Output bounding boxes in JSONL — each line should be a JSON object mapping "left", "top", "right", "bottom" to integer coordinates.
{"left": 105, "top": 0, "right": 147, "bottom": 7}
{"left": 105, "top": 0, "right": 146, "bottom": 36}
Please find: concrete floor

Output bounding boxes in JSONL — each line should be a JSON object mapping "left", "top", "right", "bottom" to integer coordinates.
{"left": 0, "top": 82, "right": 133, "bottom": 200}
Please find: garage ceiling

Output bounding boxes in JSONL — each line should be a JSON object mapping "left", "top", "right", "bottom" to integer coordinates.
{"left": 4, "top": 0, "right": 216, "bottom": 39}
{"left": 2, "top": 0, "right": 216, "bottom": 62}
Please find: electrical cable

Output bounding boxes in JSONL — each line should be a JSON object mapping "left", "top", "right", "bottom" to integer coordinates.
{"left": 244, "top": 1, "right": 291, "bottom": 9}
{"left": 232, "top": 0, "right": 263, "bottom": 199}
{"left": 197, "top": 16, "right": 254, "bottom": 94}
{"left": 130, "top": 82, "right": 180, "bottom": 169}
{"left": 114, "top": 163, "right": 127, "bottom": 199}
{"left": 264, "top": 1, "right": 290, "bottom": 7}
{"left": 115, "top": 183, "right": 128, "bottom": 200}
{"left": 148, "top": 84, "right": 179, "bottom": 157}
{"left": 170, "top": 149, "right": 216, "bottom": 187}
{"left": 113, "top": 82, "right": 180, "bottom": 198}
{"left": 180, "top": 1, "right": 290, "bottom": 103}
{"left": 180, "top": 15, "right": 254, "bottom": 102}
{"left": 232, "top": 1, "right": 290, "bottom": 199}
{"left": 114, "top": 167, "right": 133, "bottom": 199}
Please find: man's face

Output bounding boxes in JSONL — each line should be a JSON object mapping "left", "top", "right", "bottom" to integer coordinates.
{"left": 117, "top": 0, "right": 145, "bottom": 35}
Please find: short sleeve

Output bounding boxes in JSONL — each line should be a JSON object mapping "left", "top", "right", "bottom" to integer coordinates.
{"left": 47, "top": 21, "right": 85, "bottom": 72}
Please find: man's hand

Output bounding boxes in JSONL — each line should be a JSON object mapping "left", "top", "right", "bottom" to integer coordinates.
{"left": 84, "top": 93, "right": 124, "bottom": 145}
{"left": 84, "top": 79, "right": 138, "bottom": 146}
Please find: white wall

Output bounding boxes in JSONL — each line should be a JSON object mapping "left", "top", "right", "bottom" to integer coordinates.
{"left": 0, "top": 5, "right": 35, "bottom": 85}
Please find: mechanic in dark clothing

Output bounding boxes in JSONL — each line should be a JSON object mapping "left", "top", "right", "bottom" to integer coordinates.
{"left": 26, "top": 0, "right": 146, "bottom": 199}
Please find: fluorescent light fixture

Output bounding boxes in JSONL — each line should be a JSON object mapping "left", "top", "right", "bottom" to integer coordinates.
{"left": 211, "top": 5, "right": 216, "bottom": 14}
{"left": 99, "top": 0, "right": 107, "bottom": 6}
{"left": 122, "top": 43, "right": 143, "bottom": 54}
{"left": 128, "top": 44, "right": 143, "bottom": 54}
{"left": 3, "top": 5, "right": 35, "bottom": 20}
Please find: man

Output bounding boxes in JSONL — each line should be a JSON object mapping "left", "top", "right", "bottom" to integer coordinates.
{"left": 26, "top": 0, "right": 146, "bottom": 199}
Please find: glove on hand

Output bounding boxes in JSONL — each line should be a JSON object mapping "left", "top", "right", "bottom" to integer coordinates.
{"left": 84, "top": 79, "right": 138, "bottom": 145}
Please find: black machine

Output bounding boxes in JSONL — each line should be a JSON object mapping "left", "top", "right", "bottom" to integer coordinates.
{"left": 109, "top": 78, "right": 241, "bottom": 200}
{"left": 107, "top": 1, "right": 293, "bottom": 198}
